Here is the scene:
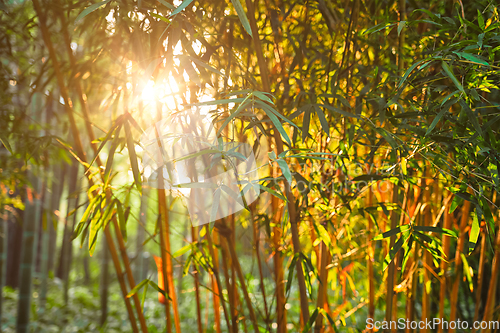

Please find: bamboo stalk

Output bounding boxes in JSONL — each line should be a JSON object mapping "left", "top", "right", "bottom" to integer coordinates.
{"left": 224, "top": 228, "right": 260, "bottom": 333}
{"left": 108, "top": 188, "right": 149, "bottom": 333}
{"left": 220, "top": 234, "right": 237, "bottom": 332}
{"left": 251, "top": 208, "right": 270, "bottom": 330}
{"left": 244, "top": 0, "right": 310, "bottom": 323}
{"left": 191, "top": 226, "right": 204, "bottom": 333}
{"left": 471, "top": 228, "right": 486, "bottom": 333}
{"left": 385, "top": 182, "right": 399, "bottom": 322}
{"left": 481, "top": 213, "right": 500, "bottom": 333}
{"left": 438, "top": 193, "right": 453, "bottom": 333}
{"left": 103, "top": 225, "right": 140, "bottom": 333}
{"left": 314, "top": 240, "right": 328, "bottom": 333}
{"left": 205, "top": 228, "right": 233, "bottom": 332}
{"left": 366, "top": 172, "right": 375, "bottom": 331}
{"left": 272, "top": 181, "right": 287, "bottom": 333}
{"left": 16, "top": 91, "right": 43, "bottom": 333}
{"left": 421, "top": 173, "right": 432, "bottom": 333}
{"left": 212, "top": 229, "right": 222, "bottom": 333}
{"left": 448, "top": 200, "right": 471, "bottom": 333}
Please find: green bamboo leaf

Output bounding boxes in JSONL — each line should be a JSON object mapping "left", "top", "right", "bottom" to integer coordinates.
{"left": 75, "top": 0, "right": 111, "bottom": 23}
{"left": 285, "top": 254, "right": 300, "bottom": 296}
{"left": 413, "top": 226, "right": 457, "bottom": 238}
{"left": 397, "top": 21, "right": 406, "bottom": 36}
{"left": 477, "top": 10, "right": 485, "bottom": 30}
{"left": 173, "top": 182, "right": 218, "bottom": 189}
{"left": 453, "top": 51, "right": 489, "bottom": 66}
{"left": 351, "top": 174, "right": 387, "bottom": 181}
{"left": 186, "top": 98, "right": 245, "bottom": 107}
{"left": 373, "top": 224, "right": 410, "bottom": 241}
{"left": 253, "top": 91, "right": 274, "bottom": 104}
{"left": 183, "top": 254, "right": 193, "bottom": 276}
{"left": 0, "top": 133, "right": 13, "bottom": 154}
{"left": 276, "top": 159, "right": 292, "bottom": 183}
{"left": 302, "top": 308, "right": 319, "bottom": 333}
{"left": 125, "top": 121, "right": 142, "bottom": 194}
{"left": 216, "top": 96, "right": 252, "bottom": 138}
{"left": 441, "top": 61, "right": 464, "bottom": 93}
{"left": 231, "top": 0, "right": 252, "bottom": 37}
{"left": 361, "top": 22, "right": 396, "bottom": 35}
{"left": 149, "top": 12, "right": 170, "bottom": 23}
{"left": 116, "top": 200, "right": 127, "bottom": 242}
{"left": 89, "top": 123, "right": 120, "bottom": 169}
{"left": 383, "top": 231, "right": 411, "bottom": 271}
{"left": 320, "top": 104, "right": 359, "bottom": 119}
{"left": 425, "top": 108, "right": 447, "bottom": 136}
{"left": 262, "top": 105, "right": 291, "bottom": 145}
{"left": 157, "top": 0, "right": 175, "bottom": 9}
{"left": 313, "top": 105, "right": 330, "bottom": 136}
{"left": 461, "top": 253, "right": 474, "bottom": 291}
{"left": 397, "top": 59, "right": 426, "bottom": 89}
{"left": 170, "top": 0, "right": 193, "bottom": 16}
{"left": 302, "top": 108, "right": 311, "bottom": 142}
{"left": 468, "top": 209, "right": 481, "bottom": 254}
{"left": 459, "top": 100, "right": 482, "bottom": 136}
{"left": 376, "top": 128, "right": 398, "bottom": 149}
{"left": 127, "top": 279, "right": 150, "bottom": 298}
{"left": 88, "top": 209, "right": 102, "bottom": 256}
{"left": 72, "top": 196, "right": 99, "bottom": 240}
{"left": 104, "top": 125, "right": 122, "bottom": 184}
{"left": 256, "top": 100, "right": 300, "bottom": 129}
{"left": 148, "top": 280, "right": 170, "bottom": 300}
{"left": 209, "top": 187, "right": 221, "bottom": 222}
{"left": 173, "top": 244, "right": 192, "bottom": 258}
{"left": 187, "top": 56, "right": 225, "bottom": 77}
{"left": 259, "top": 184, "right": 287, "bottom": 201}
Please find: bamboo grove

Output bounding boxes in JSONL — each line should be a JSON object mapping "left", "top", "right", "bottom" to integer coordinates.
{"left": 1, "top": 0, "right": 500, "bottom": 332}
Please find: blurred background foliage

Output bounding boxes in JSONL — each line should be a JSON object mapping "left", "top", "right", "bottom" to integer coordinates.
{"left": 1, "top": 0, "right": 500, "bottom": 332}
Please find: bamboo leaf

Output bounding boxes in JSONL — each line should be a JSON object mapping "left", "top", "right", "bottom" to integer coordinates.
{"left": 150, "top": 12, "right": 170, "bottom": 23}
{"left": 320, "top": 104, "right": 359, "bottom": 119}
{"left": 276, "top": 159, "right": 292, "bottom": 183}
{"left": 148, "top": 280, "right": 170, "bottom": 300}
{"left": 209, "top": 187, "right": 221, "bottom": 222}
{"left": 285, "top": 254, "right": 300, "bottom": 296}
{"left": 75, "top": 0, "right": 111, "bottom": 23}
{"left": 398, "top": 60, "right": 427, "bottom": 89}
{"left": 453, "top": 51, "right": 489, "bottom": 66}
{"left": 441, "top": 61, "right": 464, "bottom": 93}
{"left": 231, "top": 0, "right": 252, "bottom": 37}
{"left": 104, "top": 125, "right": 122, "bottom": 184}
{"left": 259, "top": 184, "right": 287, "bottom": 201}
{"left": 313, "top": 105, "right": 330, "bottom": 136}
{"left": 468, "top": 209, "right": 481, "bottom": 254}
{"left": 262, "top": 103, "right": 291, "bottom": 145}
{"left": 383, "top": 231, "right": 411, "bottom": 271}
{"left": 0, "top": 133, "right": 13, "bottom": 154}
{"left": 125, "top": 121, "right": 142, "bottom": 194}
{"left": 127, "top": 279, "right": 150, "bottom": 298}
{"left": 116, "top": 200, "right": 127, "bottom": 242}
{"left": 413, "top": 226, "right": 457, "bottom": 238}
{"left": 173, "top": 244, "right": 192, "bottom": 258}
{"left": 425, "top": 108, "right": 447, "bottom": 136}
{"left": 373, "top": 224, "right": 410, "bottom": 241}
{"left": 302, "top": 308, "right": 319, "bottom": 333}
{"left": 459, "top": 99, "right": 482, "bottom": 137}
{"left": 170, "top": 0, "right": 193, "bottom": 16}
